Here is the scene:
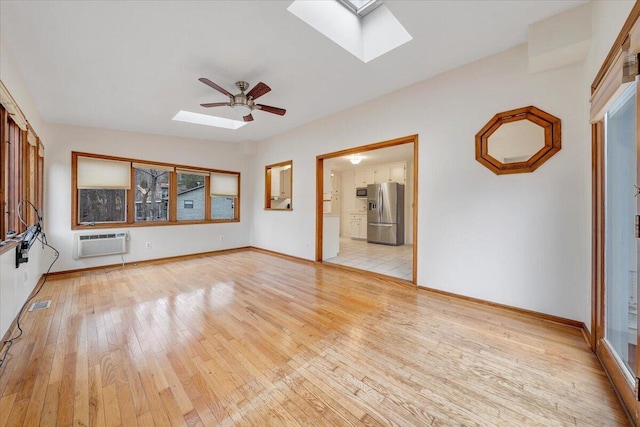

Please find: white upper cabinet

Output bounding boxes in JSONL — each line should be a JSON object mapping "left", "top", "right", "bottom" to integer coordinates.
{"left": 279, "top": 168, "right": 292, "bottom": 198}
{"left": 389, "top": 162, "right": 406, "bottom": 184}
{"left": 374, "top": 166, "right": 390, "bottom": 183}
{"left": 354, "top": 168, "right": 374, "bottom": 187}
{"left": 355, "top": 162, "right": 405, "bottom": 188}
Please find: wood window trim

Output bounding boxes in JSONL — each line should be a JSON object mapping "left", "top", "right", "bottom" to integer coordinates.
{"left": 264, "top": 160, "right": 293, "bottom": 211}
{"left": 0, "top": 86, "right": 44, "bottom": 249}
{"left": 591, "top": 1, "right": 640, "bottom": 95}
{"left": 0, "top": 107, "right": 6, "bottom": 240}
{"left": 71, "top": 151, "right": 241, "bottom": 230}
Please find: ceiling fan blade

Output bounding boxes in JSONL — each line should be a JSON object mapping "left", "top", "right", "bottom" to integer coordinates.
{"left": 246, "top": 82, "right": 271, "bottom": 100}
{"left": 200, "top": 102, "right": 231, "bottom": 108}
{"left": 256, "top": 104, "right": 286, "bottom": 116}
{"left": 199, "top": 78, "right": 233, "bottom": 98}
{"left": 243, "top": 114, "right": 254, "bottom": 122}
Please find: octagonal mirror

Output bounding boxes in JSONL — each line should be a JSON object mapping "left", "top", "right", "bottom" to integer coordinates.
{"left": 475, "top": 106, "right": 561, "bottom": 175}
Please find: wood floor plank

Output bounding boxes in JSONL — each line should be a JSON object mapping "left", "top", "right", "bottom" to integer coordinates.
{"left": 0, "top": 393, "right": 16, "bottom": 426}
{"left": 38, "top": 381, "right": 60, "bottom": 427}
{"left": 0, "top": 250, "right": 629, "bottom": 426}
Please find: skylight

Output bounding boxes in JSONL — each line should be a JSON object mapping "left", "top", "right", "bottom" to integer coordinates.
{"left": 172, "top": 111, "right": 248, "bottom": 130}
{"left": 337, "top": 0, "right": 383, "bottom": 17}
{"left": 288, "top": 0, "right": 412, "bottom": 63}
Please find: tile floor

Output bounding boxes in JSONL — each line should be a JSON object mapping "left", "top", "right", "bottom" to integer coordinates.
{"left": 324, "top": 237, "right": 413, "bottom": 281}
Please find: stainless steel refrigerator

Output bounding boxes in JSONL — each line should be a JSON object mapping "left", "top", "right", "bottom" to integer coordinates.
{"left": 367, "top": 182, "right": 404, "bottom": 246}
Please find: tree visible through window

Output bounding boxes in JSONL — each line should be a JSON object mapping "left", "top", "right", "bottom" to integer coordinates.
{"left": 79, "top": 189, "right": 126, "bottom": 223}
{"left": 135, "top": 167, "right": 169, "bottom": 222}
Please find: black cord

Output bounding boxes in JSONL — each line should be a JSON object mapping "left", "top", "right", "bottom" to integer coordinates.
{"left": 0, "top": 201, "right": 59, "bottom": 371}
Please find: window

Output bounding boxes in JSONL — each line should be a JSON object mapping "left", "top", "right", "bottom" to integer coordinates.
{"left": 133, "top": 164, "right": 171, "bottom": 222}
{"left": 337, "top": 0, "right": 382, "bottom": 17}
{"left": 177, "top": 170, "right": 207, "bottom": 221}
{"left": 0, "top": 82, "right": 45, "bottom": 247}
{"left": 265, "top": 160, "right": 292, "bottom": 210}
{"left": 79, "top": 189, "right": 126, "bottom": 223}
{"left": 71, "top": 152, "right": 240, "bottom": 229}
{"left": 211, "top": 172, "right": 240, "bottom": 220}
{"left": 212, "top": 197, "right": 235, "bottom": 220}
{"left": 6, "top": 115, "right": 23, "bottom": 235}
{"left": 76, "top": 156, "right": 130, "bottom": 224}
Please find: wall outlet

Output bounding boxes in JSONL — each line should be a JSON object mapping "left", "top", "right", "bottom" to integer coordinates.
{"left": 220, "top": 236, "right": 224, "bottom": 241}
{"left": 305, "top": 242, "right": 310, "bottom": 248}
{"left": 145, "top": 242, "right": 151, "bottom": 249}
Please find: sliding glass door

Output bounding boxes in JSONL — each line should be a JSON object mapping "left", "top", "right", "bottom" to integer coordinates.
{"left": 603, "top": 80, "right": 639, "bottom": 385}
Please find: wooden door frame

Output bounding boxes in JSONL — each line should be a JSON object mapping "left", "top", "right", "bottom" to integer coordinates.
{"left": 591, "top": 4, "right": 640, "bottom": 422}
{"left": 315, "top": 134, "right": 419, "bottom": 285}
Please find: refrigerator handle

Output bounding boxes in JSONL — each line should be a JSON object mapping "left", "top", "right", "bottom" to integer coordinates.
{"left": 379, "top": 186, "right": 383, "bottom": 223}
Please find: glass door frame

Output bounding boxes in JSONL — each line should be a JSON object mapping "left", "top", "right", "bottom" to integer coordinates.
{"left": 592, "top": 5, "right": 640, "bottom": 420}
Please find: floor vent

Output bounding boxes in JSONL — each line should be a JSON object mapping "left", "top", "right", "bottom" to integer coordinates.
{"left": 29, "top": 300, "right": 51, "bottom": 312}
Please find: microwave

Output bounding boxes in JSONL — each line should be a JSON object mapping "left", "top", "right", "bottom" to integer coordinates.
{"left": 356, "top": 187, "right": 368, "bottom": 198}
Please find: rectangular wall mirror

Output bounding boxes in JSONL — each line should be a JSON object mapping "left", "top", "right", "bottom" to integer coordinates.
{"left": 265, "top": 160, "right": 293, "bottom": 210}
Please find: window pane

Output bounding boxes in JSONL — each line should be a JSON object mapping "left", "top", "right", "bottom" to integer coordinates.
{"left": 7, "top": 119, "right": 23, "bottom": 234}
{"left": 605, "top": 82, "right": 637, "bottom": 375}
{"left": 78, "top": 189, "right": 126, "bottom": 223}
{"left": 211, "top": 196, "right": 235, "bottom": 220}
{"left": 134, "top": 167, "right": 169, "bottom": 222}
{"left": 177, "top": 172, "right": 205, "bottom": 221}
{"left": 26, "top": 144, "right": 37, "bottom": 225}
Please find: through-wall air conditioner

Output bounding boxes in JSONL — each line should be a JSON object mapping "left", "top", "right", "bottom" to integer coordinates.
{"left": 74, "top": 232, "right": 128, "bottom": 259}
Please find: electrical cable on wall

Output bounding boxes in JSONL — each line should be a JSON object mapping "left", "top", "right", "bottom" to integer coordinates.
{"left": 0, "top": 200, "right": 59, "bottom": 371}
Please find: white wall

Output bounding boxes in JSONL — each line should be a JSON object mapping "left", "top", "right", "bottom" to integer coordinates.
{"left": 250, "top": 13, "right": 625, "bottom": 325}
{"left": 45, "top": 123, "right": 254, "bottom": 272}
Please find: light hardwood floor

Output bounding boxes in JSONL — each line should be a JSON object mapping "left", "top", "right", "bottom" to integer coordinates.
{"left": 0, "top": 250, "right": 628, "bottom": 426}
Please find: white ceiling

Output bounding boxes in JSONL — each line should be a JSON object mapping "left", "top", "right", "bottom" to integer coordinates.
{"left": 0, "top": 0, "right": 585, "bottom": 143}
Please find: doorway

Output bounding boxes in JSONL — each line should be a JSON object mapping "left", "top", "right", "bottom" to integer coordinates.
{"left": 315, "top": 135, "right": 418, "bottom": 284}
{"left": 593, "top": 79, "right": 640, "bottom": 420}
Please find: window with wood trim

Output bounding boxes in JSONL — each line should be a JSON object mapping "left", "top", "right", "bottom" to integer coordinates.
{"left": 134, "top": 164, "right": 171, "bottom": 223}
{"left": 0, "top": 103, "right": 45, "bottom": 245}
{"left": 177, "top": 169, "right": 207, "bottom": 221}
{"left": 71, "top": 152, "right": 240, "bottom": 229}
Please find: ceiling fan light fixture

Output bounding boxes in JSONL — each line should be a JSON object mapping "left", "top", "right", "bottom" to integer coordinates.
{"left": 231, "top": 103, "right": 252, "bottom": 117}
{"left": 349, "top": 155, "right": 363, "bottom": 165}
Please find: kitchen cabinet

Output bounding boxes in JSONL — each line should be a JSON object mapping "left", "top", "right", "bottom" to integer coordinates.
{"left": 355, "top": 162, "right": 405, "bottom": 188}
{"left": 354, "top": 168, "right": 375, "bottom": 188}
{"left": 271, "top": 168, "right": 280, "bottom": 197}
{"left": 374, "top": 167, "right": 389, "bottom": 183}
{"left": 389, "top": 162, "right": 406, "bottom": 184}
{"left": 279, "top": 168, "right": 291, "bottom": 198}
{"left": 374, "top": 162, "right": 406, "bottom": 184}
{"left": 349, "top": 214, "right": 367, "bottom": 240}
{"left": 323, "top": 214, "right": 340, "bottom": 259}
{"left": 270, "top": 167, "right": 291, "bottom": 199}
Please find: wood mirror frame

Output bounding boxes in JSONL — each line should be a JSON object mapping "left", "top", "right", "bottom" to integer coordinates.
{"left": 475, "top": 105, "right": 561, "bottom": 175}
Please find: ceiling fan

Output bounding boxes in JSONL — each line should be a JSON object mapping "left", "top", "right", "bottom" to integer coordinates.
{"left": 199, "top": 78, "right": 286, "bottom": 122}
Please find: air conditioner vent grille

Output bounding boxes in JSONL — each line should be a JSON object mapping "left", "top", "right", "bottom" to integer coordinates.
{"left": 75, "top": 232, "right": 128, "bottom": 259}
